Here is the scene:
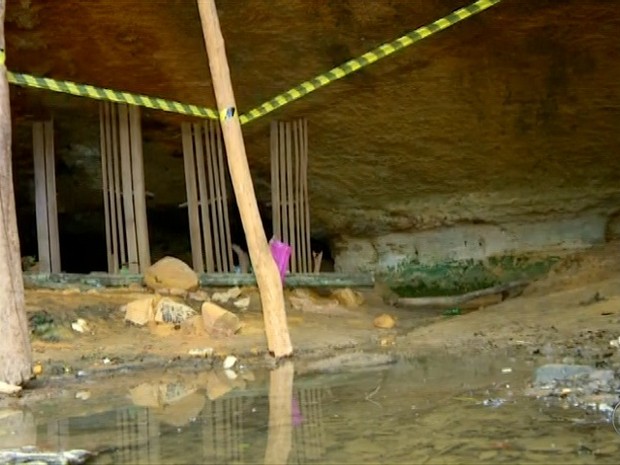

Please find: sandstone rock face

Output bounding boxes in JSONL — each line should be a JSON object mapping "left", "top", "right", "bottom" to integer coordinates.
{"left": 334, "top": 213, "right": 610, "bottom": 272}
{"left": 144, "top": 257, "right": 199, "bottom": 292}
{"left": 6, "top": 1, "right": 620, "bottom": 273}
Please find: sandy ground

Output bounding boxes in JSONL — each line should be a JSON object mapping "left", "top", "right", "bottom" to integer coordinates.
{"left": 7, "top": 241, "right": 620, "bottom": 406}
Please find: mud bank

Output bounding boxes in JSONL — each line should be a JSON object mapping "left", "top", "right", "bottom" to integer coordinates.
{"left": 2, "top": 241, "right": 620, "bottom": 408}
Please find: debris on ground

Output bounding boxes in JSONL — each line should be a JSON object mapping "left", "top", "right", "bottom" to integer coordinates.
{"left": 233, "top": 296, "right": 251, "bottom": 310}
{"left": 331, "top": 288, "right": 364, "bottom": 308}
{"left": 0, "top": 382, "right": 22, "bottom": 396}
{"left": 188, "top": 290, "right": 210, "bottom": 302}
{"left": 211, "top": 287, "right": 242, "bottom": 304}
{"left": 70, "top": 318, "right": 91, "bottom": 334}
{"left": 188, "top": 347, "right": 214, "bottom": 358}
{"left": 373, "top": 313, "right": 396, "bottom": 329}
{"left": 526, "top": 363, "right": 620, "bottom": 416}
{"left": 288, "top": 288, "right": 354, "bottom": 316}
{"left": 223, "top": 355, "right": 237, "bottom": 369}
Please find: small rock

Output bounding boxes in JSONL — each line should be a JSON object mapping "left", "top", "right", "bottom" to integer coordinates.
{"left": 144, "top": 257, "right": 199, "bottom": 292}
{"left": 224, "top": 369, "right": 238, "bottom": 380}
{"left": 75, "top": 390, "right": 91, "bottom": 400}
{"left": 154, "top": 298, "right": 197, "bottom": 324}
{"left": 0, "top": 382, "right": 22, "bottom": 395}
{"left": 374, "top": 313, "right": 396, "bottom": 329}
{"left": 188, "top": 348, "right": 214, "bottom": 358}
{"left": 233, "top": 296, "right": 251, "bottom": 310}
{"left": 223, "top": 355, "right": 237, "bottom": 369}
{"left": 61, "top": 287, "right": 81, "bottom": 295}
{"left": 332, "top": 288, "right": 364, "bottom": 308}
{"left": 202, "top": 302, "right": 241, "bottom": 337}
{"left": 71, "top": 318, "right": 90, "bottom": 333}
{"left": 33, "top": 363, "right": 43, "bottom": 376}
{"left": 212, "top": 287, "right": 242, "bottom": 304}
{"left": 124, "top": 296, "right": 158, "bottom": 326}
{"left": 188, "top": 290, "right": 210, "bottom": 302}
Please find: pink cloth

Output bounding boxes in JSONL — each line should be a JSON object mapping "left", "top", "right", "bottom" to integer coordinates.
{"left": 269, "top": 239, "right": 291, "bottom": 284}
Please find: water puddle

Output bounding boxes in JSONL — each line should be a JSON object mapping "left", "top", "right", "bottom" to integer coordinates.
{"left": 1, "top": 352, "right": 618, "bottom": 464}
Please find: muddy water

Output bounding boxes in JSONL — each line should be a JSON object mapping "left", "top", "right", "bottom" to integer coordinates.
{"left": 1, "top": 352, "right": 618, "bottom": 464}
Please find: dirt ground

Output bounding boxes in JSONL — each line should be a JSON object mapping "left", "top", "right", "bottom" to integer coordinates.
{"left": 8, "top": 241, "right": 620, "bottom": 405}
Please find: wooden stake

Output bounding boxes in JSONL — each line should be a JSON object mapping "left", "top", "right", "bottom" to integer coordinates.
{"left": 0, "top": 0, "right": 33, "bottom": 385}
{"left": 193, "top": 122, "right": 215, "bottom": 273}
{"left": 196, "top": 0, "right": 292, "bottom": 358}
{"left": 212, "top": 123, "right": 229, "bottom": 271}
{"left": 270, "top": 121, "right": 280, "bottom": 241}
{"left": 100, "top": 104, "right": 114, "bottom": 272}
{"left": 182, "top": 122, "right": 204, "bottom": 272}
{"left": 264, "top": 362, "right": 294, "bottom": 465}
{"left": 205, "top": 120, "right": 223, "bottom": 271}
{"left": 32, "top": 122, "right": 50, "bottom": 273}
{"left": 111, "top": 103, "right": 126, "bottom": 270}
{"left": 129, "top": 105, "right": 150, "bottom": 270}
{"left": 279, "top": 122, "right": 287, "bottom": 244}
{"left": 294, "top": 121, "right": 303, "bottom": 273}
{"left": 44, "top": 120, "right": 61, "bottom": 272}
{"left": 285, "top": 122, "right": 295, "bottom": 273}
{"left": 118, "top": 105, "right": 139, "bottom": 272}
{"left": 303, "top": 119, "right": 312, "bottom": 273}
{"left": 103, "top": 103, "right": 120, "bottom": 272}
{"left": 216, "top": 122, "right": 234, "bottom": 271}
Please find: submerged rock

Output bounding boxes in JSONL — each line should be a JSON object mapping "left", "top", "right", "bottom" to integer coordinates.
{"left": 534, "top": 364, "right": 594, "bottom": 385}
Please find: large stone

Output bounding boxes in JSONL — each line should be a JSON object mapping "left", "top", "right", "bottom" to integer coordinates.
{"left": 144, "top": 257, "right": 199, "bottom": 292}
{"left": 154, "top": 298, "right": 197, "bottom": 324}
{"left": 201, "top": 302, "right": 242, "bottom": 337}
{"left": 124, "top": 296, "right": 158, "bottom": 326}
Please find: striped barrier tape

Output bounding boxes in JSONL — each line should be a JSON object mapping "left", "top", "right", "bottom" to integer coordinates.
{"left": 5, "top": 66, "right": 219, "bottom": 120}
{"left": 238, "top": 0, "right": 502, "bottom": 124}
{"left": 0, "top": 0, "right": 501, "bottom": 125}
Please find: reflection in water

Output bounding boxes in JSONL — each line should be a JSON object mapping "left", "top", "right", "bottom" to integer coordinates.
{"left": 265, "top": 362, "right": 294, "bottom": 465}
{"left": 116, "top": 408, "right": 159, "bottom": 465}
{"left": 2, "top": 355, "right": 616, "bottom": 464}
{"left": 31, "top": 365, "right": 328, "bottom": 464}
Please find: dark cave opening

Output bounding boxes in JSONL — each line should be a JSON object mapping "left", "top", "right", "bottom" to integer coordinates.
{"left": 17, "top": 200, "right": 335, "bottom": 274}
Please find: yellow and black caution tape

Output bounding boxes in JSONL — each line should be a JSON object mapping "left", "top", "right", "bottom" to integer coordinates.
{"left": 5, "top": 67, "right": 219, "bottom": 120}
{"left": 238, "top": 0, "right": 502, "bottom": 124}
{"left": 0, "top": 0, "right": 501, "bottom": 125}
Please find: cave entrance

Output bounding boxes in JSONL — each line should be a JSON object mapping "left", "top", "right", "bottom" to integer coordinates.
{"left": 20, "top": 103, "right": 326, "bottom": 279}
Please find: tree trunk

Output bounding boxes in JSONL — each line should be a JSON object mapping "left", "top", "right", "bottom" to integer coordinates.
{"left": 0, "top": 0, "right": 33, "bottom": 386}
{"left": 196, "top": 0, "right": 293, "bottom": 358}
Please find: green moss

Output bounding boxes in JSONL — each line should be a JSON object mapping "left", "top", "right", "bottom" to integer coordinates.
{"left": 382, "top": 254, "right": 560, "bottom": 298}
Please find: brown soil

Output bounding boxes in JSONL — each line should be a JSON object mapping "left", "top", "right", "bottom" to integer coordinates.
{"left": 8, "top": 240, "right": 620, "bottom": 405}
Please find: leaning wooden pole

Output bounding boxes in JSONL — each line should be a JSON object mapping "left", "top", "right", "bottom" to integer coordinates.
{"left": 196, "top": 0, "right": 293, "bottom": 358}
{"left": 0, "top": 0, "right": 33, "bottom": 386}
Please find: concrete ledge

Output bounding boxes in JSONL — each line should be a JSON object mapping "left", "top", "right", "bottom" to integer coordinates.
{"left": 23, "top": 272, "right": 375, "bottom": 289}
